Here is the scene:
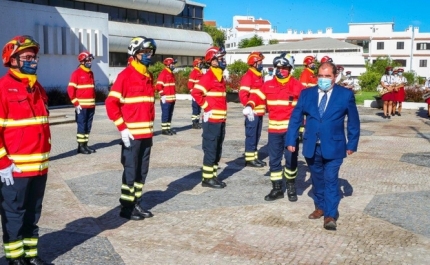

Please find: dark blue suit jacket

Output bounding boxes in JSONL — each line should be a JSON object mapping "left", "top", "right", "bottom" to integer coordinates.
{"left": 285, "top": 84, "right": 360, "bottom": 159}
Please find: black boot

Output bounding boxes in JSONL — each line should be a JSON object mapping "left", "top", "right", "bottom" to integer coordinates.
{"left": 161, "top": 129, "right": 173, "bottom": 135}
{"left": 192, "top": 122, "right": 202, "bottom": 129}
{"left": 77, "top": 143, "right": 91, "bottom": 154}
{"left": 119, "top": 206, "right": 145, "bottom": 220}
{"left": 169, "top": 129, "right": 177, "bottom": 135}
{"left": 255, "top": 158, "right": 267, "bottom": 166}
{"left": 83, "top": 142, "right": 96, "bottom": 153}
{"left": 25, "top": 256, "right": 52, "bottom": 265}
{"left": 264, "top": 180, "right": 284, "bottom": 201}
{"left": 245, "top": 160, "right": 264, "bottom": 167}
{"left": 202, "top": 177, "right": 225, "bottom": 189}
{"left": 134, "top": 204, "right": 154, "bottom": 218}
{"left": 286, "top": 179, "right": 298, "bottom": 202}
{"left": 8, "top": 257, "right": 26, "bottom": 265}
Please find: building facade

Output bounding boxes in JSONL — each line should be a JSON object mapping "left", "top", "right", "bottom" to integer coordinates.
{"left": 0, "top": 0, "right": 212, "bottom": 88}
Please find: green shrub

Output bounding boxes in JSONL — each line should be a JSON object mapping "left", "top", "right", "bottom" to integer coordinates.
{"left": 46, "top": 87, "right": 70, "bottom": 106}
{"left": 292, "top": 66, "right": 304, "bottom": 80}
{"left": 174, "top": 67, "right": 192, "bottom": 94}
{"left": 148, "top": 61, "right": 165, "bottom": 82}
{"left": 405, "top": 85, "right": 425, "bottom": 102}
{"left": 227, "top": 60, "right": 248, "bottom": 76}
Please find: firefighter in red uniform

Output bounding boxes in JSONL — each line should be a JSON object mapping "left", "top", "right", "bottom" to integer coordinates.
{"left": 239, "top": 52, "right": 266, "bottom": 167}
{"left": 192, "top": 46, "right": 228, "bottom": 189}
{"left": 156, "top": 58, "right": 177, "bottom": 135}
{"left": 0, "top": 35, "right": 51, "bottom": 265}
{"left": 188, "top": 58, "right": 204, "bottom": 129}
{"left": 67, "top": 51, "right": 96, "bottom": 154}
{"left": 244, "top": 53, "right": 304, "bottom": 202}
{"left": 299, "top": 55, "right": 318, "bottom": 88}
{"left": 106, "top": 36, "right": 156, "bottom": 221}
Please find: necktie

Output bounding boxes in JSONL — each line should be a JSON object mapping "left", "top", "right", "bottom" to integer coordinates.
{"left": 318, "top": 92, "right": 327, "bottom": 117}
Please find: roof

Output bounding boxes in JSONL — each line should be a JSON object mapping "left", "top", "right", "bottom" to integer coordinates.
{"left": 185, "top": 0, "right": 205, "bottom": 7}
{"left": 228, "top": 37, "right": 361, "bottom": 53}
{"left": 237, "top": 19, "right": 270, "bottom": 25}
{"left": 235, "top": 27, "right": 270, "bottom": 32}
{"left": 204, "top": 20, "right": 217, "bottom": 27}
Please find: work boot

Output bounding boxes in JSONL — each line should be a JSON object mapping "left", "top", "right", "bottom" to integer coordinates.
{"left": 25, "top": 256, "right": 52, "bottom": 265}
{"left": 161, "top": 129, "right": 173, "bottom": 135}
{"left": 245, "top": 160, "right": 264, "bottom": 168}
{"left": 83, "top": 142, "right": 96, "bottom": 153}
{"left": 202, "top": 177, "right": 225, "bottom": 189}
{"left": 169, "top": 129, "right": 177, "bottom": 135}
{"left": 214, "top": 177, "right": 227, "bottom": 188}
{"left": 286, "top": 179, "right": 298, "bottom": 202}
{"left": 119, "top": 206, "right": 145, "bottom": 220}
{"left": 134, "top": 204, "right": 154, "bottom": 218}
{"left": 77, "top": 143, "right": 91, "bottom": 154}
{"left": 8, "top": 257, "right": 26, "bottom": 265}
{"left": 264, "top": 180, "right": 284, "bottom": 201}
{"left": 255, "top": 158, "right": 267, "bottom": 166}
{"left": 192, "top": 122, "right": 201, "bottom": 129}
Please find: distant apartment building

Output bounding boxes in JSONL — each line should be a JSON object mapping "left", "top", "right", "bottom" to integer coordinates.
{"left": 0, "top": 0, "right": 212, "bottom": 88}
{"left": 223, "top": 18, "right": 430, "bottom": 77}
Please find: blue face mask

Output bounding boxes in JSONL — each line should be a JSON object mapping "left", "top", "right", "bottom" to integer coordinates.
{"left": 268, "top": 71, "right": 273, "bottom": 76}
{"left": 309, "top": 65, "right": 315, "bottom": 70}
{"left": 398, "top": 72, "right": 403, "bottom": 76}
{"left": 256, "top": 64, "right": 263, "bottom": 72}
{"left": 139, "top": 53, "right": 152, "bottom": 66}
{"left": 20, "top": 60, "right": 38, "bottom": 75}
{"left": 388, "top": 71, "right": 393, "bottom": 75}
{"left": 216, "top": 58, "right": 226, "bottom": 70}
{"left": 318, "top": 78, "right": 333, "bottom": 91}
{"left": 84, "top": 62, "right": 92, "bottom": 69}
{"left": 169, "top": 65, "right": 175, "bottom": 71}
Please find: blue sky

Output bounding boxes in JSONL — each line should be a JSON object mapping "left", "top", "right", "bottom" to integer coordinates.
{"left": 198, "top": 0, "right": 429, "bottom": 33}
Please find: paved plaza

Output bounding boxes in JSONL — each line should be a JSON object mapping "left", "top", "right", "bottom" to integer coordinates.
{"left": 1, "top": 100, "right": 430, "bottom": 265}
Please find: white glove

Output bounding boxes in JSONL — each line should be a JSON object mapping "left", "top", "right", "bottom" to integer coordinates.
{"left": 120, "top": 129, "right": 134, "bottom": 148}
{"left": 161, "top": 95, "right": 166, "bottom": 104}
{"left": 0, "top": 163, "right": 22, "bottom": 186}
{"left": 203, "top": 110, "right": 213, "bottom": 122}
{"left": 75, "top": 105, "right": 82, "bottom": 115}
{"left": 242, "top": 106, "right": 255, "bottom": 121}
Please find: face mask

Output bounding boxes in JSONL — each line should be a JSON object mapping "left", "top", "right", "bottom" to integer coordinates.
{"left": 20, "top": 60, "right": 38, "bottom": 75}
{"left": 84, "top": 62, "right": 92, "bottom": 69}
{"left": 318, "top": 78, "right": 333, "bottom": 91}
{"left": 139, "top": 53, "right": 152, "bottom": 66}
{"left": 256, "top": 64, "right": 263, "bottom": 72}
{"left": 197, "top": 63, "right": 203, "bottom": 70}
{"left": 275, "top": 68, "right": 289, "bottom": 79}
{"left": 309, "top": 65, "right": 315, "bottom": 70}
{"left": 217, "top": 58, "right": 226, "bottom": 70}
{"left": 268, "top": 71, "right": 273, "bottom": 76}
{"left": 388, "top": 71, "right": 393, "bottom": 75}
{"left": 398, "top": 72, "right": 403, "bottom": 76}
{"left": 346, "top": 75, "right": 351, "bottom": 78}
{"left": 169, "top": 65, "right": 175, "bottom": 71}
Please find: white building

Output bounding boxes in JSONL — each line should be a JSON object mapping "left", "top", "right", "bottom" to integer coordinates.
{"left": 224, "top": 18, "right": 430, "bottom": 77}
{"left": 0, "top": 0, "right": 212, "bottom": 89}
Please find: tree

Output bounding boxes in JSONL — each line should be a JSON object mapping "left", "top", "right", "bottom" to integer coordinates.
{"left": 238, "top": 35, "right": 264, "bottom": 48}
{"left": 357, "top": 57, "right": 401, "bottom": 92}
{"left": 226, "top": 60, "right": 249, "bottom": 92}
{"left": 292, "top": 66, "right": 304, "bottom": 80}
{"left": 269, "top": 39, "right": 279, "bottom": 45}
{"left": 203, "top": 23, "right": 225, "bottom": 47}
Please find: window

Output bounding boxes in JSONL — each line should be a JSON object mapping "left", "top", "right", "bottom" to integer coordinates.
{"left": 148, "top": 13, "right": 156, "bottom": 25}
{"left": 397, "top": 42, "right": 404, "bottom": 49}
{"left": 118, "top": 8, "right": 126, "bottom": 22}
{"left": 138, "top": 11, "right": 148, "bottom": 24}
{"left": 195, "top": 6, "right": 203, "bottom": 18}
{"left": 127, "top": 9, "right": 138, "bottom": 23}
{"left": 417, "top": 43, "right": 430, "bottom": 50}
{"left": 155, "top": 13, "right": 163, "bottom": 26}
{"left": 85, "top": 3, "right": 97, "bottom": 12}
{"left": 377, "top": 42, "right": 384, "bottom": 50}
{"left": 34, "top": 0, "right": 49, "bottom": 4}
{"left": 393, "top": 59, "right": 406, "bottom": 67}
{"left": 420, "top": 60, "right": 427, "bottom": 67}
{"left": 164, "top": 15, "right": 173, "bottom": 28}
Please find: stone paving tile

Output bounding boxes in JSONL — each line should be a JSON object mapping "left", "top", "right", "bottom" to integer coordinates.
{"left": 1, "top": 102, "right": 430, "bottom": 264}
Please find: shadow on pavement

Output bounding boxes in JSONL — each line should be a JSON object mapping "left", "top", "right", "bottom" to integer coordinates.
{"left": 50, "top": 139, "right": 121, "bottom": 161}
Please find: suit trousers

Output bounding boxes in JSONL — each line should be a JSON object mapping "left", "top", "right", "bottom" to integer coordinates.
{"left": 244, "top": 116, "right": 263, "bottom": 153}
{"left": 305, "top": 145, "right": 343, "bottom": 218}
{"left": 1, "top": 175, "right": 47, "bottom": 243}
{"left": 202, "top": 121, "right": 225, "bottom": 167}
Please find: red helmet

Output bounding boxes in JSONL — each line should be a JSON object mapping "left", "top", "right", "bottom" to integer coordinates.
{"left": 2, "top": 35, "right": 40, "bottom": 67}
{"left": 336, "top": 65, "right": 344, "bottom": 70}
{"left": 247, "top": 52, "right": 264, "bottom": 66}
{"left": 193, "top": 58, "right": 203, "bottom": 67}
{"left": 303, "top": 55, "right": 315, "bottom": 65}
{"left": 320, "top": 56, "right": 333, "bottom": 63}
{"left": 78, "top": 51, "right": 94, "bottom": 62}
{"left": 163, "top": 57, "right": 177, "bottom": 66}
{"left": 205, "top": 46, "right": 226, "bottom": 62}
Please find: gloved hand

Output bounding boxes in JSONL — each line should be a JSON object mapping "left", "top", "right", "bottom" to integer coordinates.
{"left": 203, "top": 110, "right": 213, "bottom": 122}
{"left": 161, "top": 95, "right": 166, "bottom": 104}
{"left": 242, "top": 106, "right": 255, "bottom": 121}
{"left": 75, "top": 105, "right": 82, "bottom": 115}
{"left": 0, "top": 163, "right": 22, "bottom": 186}
{"left": 120, "top": 129, "right": 134, "bottom": 148}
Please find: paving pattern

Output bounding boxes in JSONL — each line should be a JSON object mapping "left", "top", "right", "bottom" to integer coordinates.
{"left": 1, "top": 101, "right": 430, "bottom": 265}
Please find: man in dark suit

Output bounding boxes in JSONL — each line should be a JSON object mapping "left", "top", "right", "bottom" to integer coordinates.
{"left": 285, "top": 62, "right": 360, "bottom": 230}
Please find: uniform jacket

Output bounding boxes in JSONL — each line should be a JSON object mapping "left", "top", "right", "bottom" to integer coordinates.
{"left": 285, "top": 84, "right": 360, "bottom": 159}
{"left": 0, "top": 71, "right": 51, "bottom": 177}
{"left": 156, "top": 68, "right": 176, "bottom": 103}
{"left": 239, "top": 68, "right": 265, "bottom": 116}
{"left": 299, "top": 68, "right": 318, "bottom": 88}
{"left": 105, "top": 65, "right": 155, "bottom": 139}
{"left": 67, "top": 65, "right": 96, "bottom": 108}
{"left": 187, "top": 67, "right": 203, "bottom": 93}
{"left": 192, "top": 68, "right": 227, "bottom": 123}
{"left": 247, "top": 76, "right": 304, "bottom": 133}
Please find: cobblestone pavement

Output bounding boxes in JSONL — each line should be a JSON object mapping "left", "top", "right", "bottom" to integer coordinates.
{"left": 1, "top": 101, "right": 430, "bottom": 265}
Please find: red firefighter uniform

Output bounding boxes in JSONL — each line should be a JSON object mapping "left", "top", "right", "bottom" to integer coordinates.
{"left": 156, "top": 67, "right": 176, "bottom": 133}
{"left": 299, "top": 68, "right": 318, "bottom": 88}
{"left": 188, "top": 66, "right": 204, "bottom": 127}
{"left": 239, "top": 68, "right": 265, "bottom": 164}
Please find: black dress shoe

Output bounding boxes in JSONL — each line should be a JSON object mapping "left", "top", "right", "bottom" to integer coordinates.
{"left": 25, "top": 256, "right": 52, "bottom": 265}
{"left": 134, "top": 205, "right": 154, "bottom": 218}
{"left": 202, "top": 178, "right": 225, "bottom": 189}
{"left": 256, "top": 159, "right": 267, "bottom": 166}
{"left": 8, "top": 257, "right": 26, "bottom": 265}
{"left": 119, "top": 206, "right": 145, "bottom": 220}
{"left": 245, "top": 160, "right": 264, "bottom": 168}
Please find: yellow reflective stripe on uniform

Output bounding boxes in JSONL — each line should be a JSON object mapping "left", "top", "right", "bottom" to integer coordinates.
{"left": 9, "top": 152, "right": 49, "bottom": 163}
{"left": 201, "top": 101, "right": 208, "bottom": 109}
{"left": 108, "top": 91, "right": 122, "bottom": 99}
{"left": 268, "top": 120, "right": 289, "bottom": 130}
{"left": 164, "top": 83, "right": 175, "bottom": 86}
{"left": 128, "top": 128, "right": 153, "bottom": 135}
{"left": 79, "top": 99, "right": 95, "bottom": 103}
{"left": 206, "top": 92, "right": 226, "bottom": 97}
{"left": 121, "top": 184, "right": 135, "bottom": 192}
{"left": 270, "top": 171, "right": 283, "bottom": 181}
{"left": 71, "top": 98, "right": 78, "bottom": 104}
{"left": 122, "top": 96, "right": 155, "bottom": 104}
{"left": 114, "top": 117, "right": 124, "bottom": 126}
{"left": 4, "top": 240, "right": 23, "bottom": 250}
{"left": 23, "top": 238, "right": 38, "bottom": 246}
{"left": 68, "top": 82, "right": 77, "bottom": 87}
{"left": 120, "top": 194, "right": 135, "bottom": 202}
{"left": 76, "top": 84, "right": 95, "bottom": 89}
{"left": 266, "top": 100, "right": 297, "bottom": 106}
{"left": 254, "top": 105, "right": 265, "bottom": 113}
{"left": 5, "top": 248, "right": 24, "bottom": 259}
{"left": 24, "top": 249, "right": 38, "bottom": 257}
{"left": 0, "top": 147, "right": 7, "bottom": 159}
{"left": 250, "top": 89, "right": 265, "bottom": 100}
{"left": 17, "top": 162, "right": 49, "bottom": 172}
{"left": 125, "top": 121, "right": 154, "bottom": 128}
{"left": 188, "top": 79, "right": 198, "bottom": 83}
{"left": 0, "top": 116, "right": 48, "bottom": 127}
{"left": 134, "top": 182, "right": 144, "bottom": 189}
{"left": 165, "top": 95, "right": 176, "bottom": 100}
{"left": 284, "top": 167, "right": 298, "bottom": 179}
{"left": 202, "top": 165, "right": 213, "bottom": 172}
{"left": 193, "top": 84, "right": 207, "bottom": 94}
{"left": 239, "top": 86, "right": 251, "bottom": 92}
